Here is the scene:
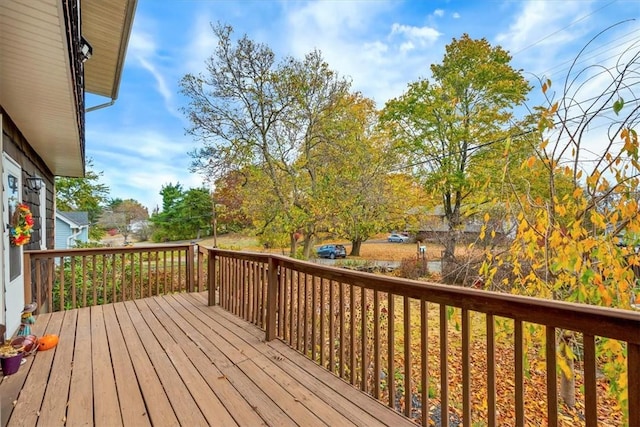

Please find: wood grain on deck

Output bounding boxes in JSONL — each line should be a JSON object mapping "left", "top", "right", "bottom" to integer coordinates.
{"left": 2, "top": 292, "right": 414, "bottom": 426}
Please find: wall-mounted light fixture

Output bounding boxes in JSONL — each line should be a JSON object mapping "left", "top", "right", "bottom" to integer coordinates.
{"left": 80, "top": 36, "right": 93, "bottom": 63}
{"left": 25, "top": 177, "right": 44, "bottom": 194}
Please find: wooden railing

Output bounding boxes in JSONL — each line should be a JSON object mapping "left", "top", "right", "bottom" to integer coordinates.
{"left": 25, "top": 244, "right": 209, "bottom": 313}
{"left": 207, "top": 248, "right": 640, "bottom": 427}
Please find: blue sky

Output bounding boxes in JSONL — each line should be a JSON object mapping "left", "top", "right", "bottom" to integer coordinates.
{"left": 85, "top": 0, "right": 640, "bottom": 212}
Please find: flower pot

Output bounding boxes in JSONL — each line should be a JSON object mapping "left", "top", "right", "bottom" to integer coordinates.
{"left": 1, "top": 352, "right": 24, "bottom": 376}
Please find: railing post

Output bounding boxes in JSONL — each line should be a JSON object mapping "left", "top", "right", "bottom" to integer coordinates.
{"left": 187, "top": 244, "right": 195, "bottom": 292}
{"left": 207, "top": 249, "right": 217, "bottom": 306}
{"left": 265, "top": 256, "right": 278, "bottom": 341}
{"left": 23, "top": 252, "right": 32, "bottom": 305}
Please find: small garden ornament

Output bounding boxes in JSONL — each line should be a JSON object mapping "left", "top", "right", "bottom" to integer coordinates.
{"left": 18, "top": 302, "right": 37, "bottom": 336}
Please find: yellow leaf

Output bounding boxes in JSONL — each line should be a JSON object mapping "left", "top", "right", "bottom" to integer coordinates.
{"left": 557, "top": 356, "right": 573, "bottom": 379}
{"left": 573, "top": 187, "right": 583, "bottom": 198}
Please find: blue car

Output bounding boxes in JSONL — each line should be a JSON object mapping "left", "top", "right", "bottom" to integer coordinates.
{"left": 316, "top": 244, "right": 347, "bottom": 259}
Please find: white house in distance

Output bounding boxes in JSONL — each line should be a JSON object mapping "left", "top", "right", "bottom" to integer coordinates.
{"left": 0, "top": 0, "right": 137, "bottom": 337}
{"left": 55, "top": 211, "right": 90, "bottom": 249}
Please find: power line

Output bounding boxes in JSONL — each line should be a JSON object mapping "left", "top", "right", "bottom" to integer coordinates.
{"left": 389, "top": 95, "right": 640, "bottom": 173}
{"left": 536, "top": 29, "right": 640, "bottom": 80}
{"left": 511, "top": 0, "right": 618, "bottom": 56}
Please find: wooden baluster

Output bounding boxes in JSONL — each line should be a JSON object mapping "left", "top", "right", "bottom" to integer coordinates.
{"left": 515, "top": 320, "right": 524, "bottom": 427}
{"left": 439, "top": 305, "right": 448, "bottom": 427}
{"left": 421, "top": 299, "right": 429, "bottom": 427}
{"left": 462, "top": 308, "right": 470, "bottom": 425}
{"left": 340, "top": 282, "right": 346, "bottom": 379}
{"left": 361, "top": 287, "right": 368, "bottom": 392}
{"left": 487, "top": 314, "right": 497, "bottom": 427}
{"left": 320, "top": 278, "right": 326, "bottom": 368}
{"left": 373, "top": 290, "right": 380, "bottom": 400}
{"left": 70, "top": 256, "right": 76, "bottom": 308}
{"left": 388, "top": 293, "right": 395, "bottom": 409}
{"left": 583, "top": 334, "right": 597, "bottom": 427}
{"left": 329, "top": 280, "right": 335, "bottom": 374}
{"left": 404, "top": 296, "right": 411, "bottom": 417}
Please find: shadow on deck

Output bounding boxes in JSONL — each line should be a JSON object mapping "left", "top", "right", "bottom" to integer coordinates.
{"left": 1, "top": 292, "right": 411, "bottom": 426}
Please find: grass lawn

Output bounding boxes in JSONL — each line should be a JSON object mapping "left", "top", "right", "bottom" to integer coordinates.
{"left": 199, "top": 233, "right": 450, "bottom": 261}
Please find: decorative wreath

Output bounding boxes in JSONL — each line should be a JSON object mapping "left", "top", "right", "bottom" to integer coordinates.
{"left": 10, "top": 203, "right": 34, "bottom": 246}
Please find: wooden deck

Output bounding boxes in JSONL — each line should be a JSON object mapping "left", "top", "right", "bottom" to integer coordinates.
{"left": 1, "top": 292, "right": 414, "bottom": 426}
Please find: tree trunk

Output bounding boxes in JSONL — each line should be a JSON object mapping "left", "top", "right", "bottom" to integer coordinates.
{"left": 559, "top": 331, "right": 576, "bottom": 407}
{"left": 350, "top": 239, "right": 362, "bottom": 256}
{"left": 302, "top": 235, "right": 315, "bottom": 259}
{"left": 289, "top": 233, "right": 298, "bottom": 257}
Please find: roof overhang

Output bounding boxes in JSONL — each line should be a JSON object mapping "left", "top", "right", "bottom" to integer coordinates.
{"left": 82, "top": 0, "right": 137, "bottom": 101}
{"left": 0, "top": 0, "right": 136, "bottom": 177}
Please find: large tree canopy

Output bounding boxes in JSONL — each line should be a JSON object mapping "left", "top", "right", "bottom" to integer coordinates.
{"left": 150, "top": 183, "right": 213, "bottom": 241}
{"left": 180, "top": 23, "right": 356, "bottom": 256}
{"left": 381, "top": 34, "right": 531, "bottom": 279}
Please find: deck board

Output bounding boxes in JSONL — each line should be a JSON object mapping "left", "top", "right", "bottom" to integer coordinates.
{"left": 66, "top": 308, "right": 94, "bottom": 426}
{"left": 103, "top": 304, "right": 150, "bottom": 427}
{"left": 122, "top": 301, "right": 208, "bottom": 426}
{"left": 112, "top": 303, "right": 177, "bottom": 426}
{"left": 143, "top": 297, "right": 265, "bottom": 426}
{"left": 91, "top": 305, "right": 122, "bottom": 427}
{"left": 134, "top": 298, "right": 237, "bottom": 426}
{"left": 2, "top": 292, "right": 415, "bottom": 427}
{"left": 37, "top": 310, "right": 77, "bottom": 426}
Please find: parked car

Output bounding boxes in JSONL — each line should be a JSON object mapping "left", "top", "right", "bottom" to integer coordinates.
{"left": 388, "top": 233, "right": 409, "bottom": 243}
{"left": 316, "top": 244, "right": 347, "bottom": 259}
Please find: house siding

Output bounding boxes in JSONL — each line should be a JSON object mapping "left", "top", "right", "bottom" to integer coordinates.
{"left": 55, "top": 219, "right": 74, "bottom": 249}
{"left": 1, "top": 108, "right": 55, "bottom": 251}
{"left": 2, "top": 109, "right": 56, "bottom": 315}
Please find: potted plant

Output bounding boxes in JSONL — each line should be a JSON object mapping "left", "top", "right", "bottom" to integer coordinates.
{"left": 0, "top": 341, "right": 24, "bottom": 376}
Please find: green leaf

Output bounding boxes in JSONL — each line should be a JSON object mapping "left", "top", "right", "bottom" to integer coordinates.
{"left": 613, "top": 97, "right": 624, "bottom": 115}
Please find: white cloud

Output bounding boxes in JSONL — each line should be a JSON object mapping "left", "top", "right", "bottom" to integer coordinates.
{"left": 127, "top": 27, "right": 184, "bottom": 121}
{"left": 183, "top": 14, "right": 218, "bottom": 76}
{"left": 279, "top": 1, "right": 443, "bottom": 105}
{"left": 85, "top": 126, "right": 202, "bottom": 210}
{"left": 400, "top": 41, "right": 415, "bottom": 53}
{"left": 390, "top": 23, "right": 441, "bottom": 47}
{"left": 495, "top": 0, "right": 592, "bottom": 76}
{"left": 433, "top": 9, "right": 444, "bottom": 18}
{"left": 452, "top": 12, "right": 460, "bottom": 19}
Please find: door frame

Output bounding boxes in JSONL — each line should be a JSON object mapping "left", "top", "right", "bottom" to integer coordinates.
{"left": 3, "top": 153, "right": 25, "bottom": 336}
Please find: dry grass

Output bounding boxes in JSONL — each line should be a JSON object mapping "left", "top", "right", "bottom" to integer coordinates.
{"left": 200, "top": 233, "right": 448, "bottom": 262}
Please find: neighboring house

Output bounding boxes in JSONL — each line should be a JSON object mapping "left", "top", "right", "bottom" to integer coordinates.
{"left": 413, "top": 206, "right": 510, "bottom": 244}
{"left": 55, "top": 211, "right": 90, "bottom": 249}
{"left": 0, "top": 0, "right": 137, "bottom": 336}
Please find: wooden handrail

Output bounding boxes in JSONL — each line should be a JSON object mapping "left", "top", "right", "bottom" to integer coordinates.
{"left": 25, "top": 244, "right": 208, "bottom": 313}
{"left": 206, "top": 247, "right": 640, "bottom": 426}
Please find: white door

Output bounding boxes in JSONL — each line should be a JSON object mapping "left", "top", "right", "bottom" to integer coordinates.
{"left": 3, "top": 155, "right": 25, "bottom": 337}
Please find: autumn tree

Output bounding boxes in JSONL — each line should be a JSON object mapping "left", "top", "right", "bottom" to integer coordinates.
{"left": 319, "top": 93, "right": 412, "bottom": 255}
{"left": 100, "top": 199, "right": 149, "bottom": 243}
{"left": 212, "top": 170, "right": 252, "bottom": 233}
{"left": 55, "top": 158, "right": 110, "bottom": 240}
{"left": 480, "top": 38, "right": 640, "bottom": 410}
{"left": 181, "top": 23, "right": 351, "bottom": 257}
{"left": 381, "top": 34, "right": 530, "bottom": 280}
